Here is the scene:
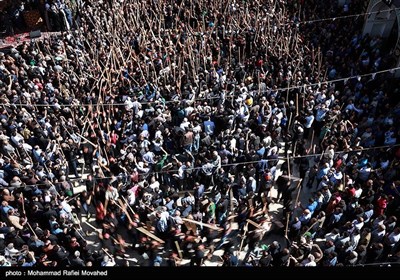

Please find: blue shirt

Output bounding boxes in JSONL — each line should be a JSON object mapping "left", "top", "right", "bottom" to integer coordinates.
{"left": 307, "top": 201, "right": 318, "bottom": 213}
{"left": 315, "top": 108, "right": 328, "bottom": 122}
{"left": 204, "top": 120, "right": 215, "bottom": 135}
{"left": 256, "top": 147, "right": 266, "bottom": 157}
{"left": 304, "top": 115, "right": 314, "bottom": 128}
{"left": 0, "top": 204, "right": 13, "bottom": 216}
{"left": 317, "top": 166, "right": 329, "bottom": 180}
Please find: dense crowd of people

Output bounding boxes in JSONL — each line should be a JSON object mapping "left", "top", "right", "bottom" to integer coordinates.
{"left": 0, "top": 0, "right": 400, "bottom": 267}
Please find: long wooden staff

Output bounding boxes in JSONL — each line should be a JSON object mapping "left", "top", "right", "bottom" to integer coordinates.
{"left": 302, "top": 219, "right": 320, "bottom": 237}
{"left": 26, "top": 222, "right": 38, "bottom": 239}
{"left": 293, "top": 179, "right": 304, "bottom": 211}
{"left": 181, "top": 218, "right": 223, "bottom": 231}
{"left": 238, "top": 221, "right": 249, "bottom": 257}
{"left": 75, "top": 133, "right": 97, "bottom": 147}
{"left": 121, "top": 196, "right": 136, "bottom": 217}
{"left": 175, "top": 241, "right": 183, "bottom": 259}
{"left": 284, "top": 212, "right": 290, "bottom": 237}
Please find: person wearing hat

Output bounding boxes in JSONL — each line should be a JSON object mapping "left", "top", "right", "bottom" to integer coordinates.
{"left": 101, "top": 255, "right": 116, "bottom": 267}
{"left": 0, "top": 255, "right": 11, "bottom": 267}
{"left": 5, "top": 242, "right": 19, "bottom": 260}
{"left": 300, "top": 253, "right": 316, "bottom": 266}
{"left": 267, "top": 241, "right": 282, "bottom": 266}
{"left": 70, "top": 250, "right": 85, "bottom": 267}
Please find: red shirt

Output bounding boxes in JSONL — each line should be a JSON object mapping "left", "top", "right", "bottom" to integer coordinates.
{"left": 347, "top": 187, "right": 356, "bottom": 197}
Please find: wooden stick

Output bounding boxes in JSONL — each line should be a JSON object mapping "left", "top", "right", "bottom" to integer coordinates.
{"left": 113, "top": 200, "right": 126, "bottom": 212}
{"left": 74, "top": 227, "right": 86, "bottom": 241}
{"left": 136, "top": 227, "right": 165, "bottom": 244}
{"left": 21, "top": 193, "right": 25, "bottom": 216}
{"left": 75, "top": 133, "right": 97, "bottom": 147}
{"left": 102, "top": 248, "right": 113, "bottom": 258}
{"left": 181, "top": 218, "right": 223, "bottom": 231}
{"left": 227, "top": 214, "right": 238, "bottom": 221}
{"left": 279, "top": 175, "right": 302, "bottom": 181}
{"left": 302, "top": 219, "right": 319, "bottom": 237}
{"left": 293, "top": 179, "right": 304, "bottom": 210}
{"left": 309, "top": 130, "right": 315, "bottom": 150}
{"left": 26, "top": 222, "right": 38, "bottom": 238}
{"left": 175, "top": 240, "right": 183, "bottom": 259}
{"left": 286, "top": 106, "right": 293, "bottom": 132}
{"left": 66, "top": 194, "right": 80, "bottom": 203}
{"left": 83, "top": 220, "right": 101, "bottom": 232}
{"left": 343, "top": 171, "right": 347, "bottom": 191}
{"left": 246, "top": 219, "right": 262, "bottom": 229}
{"left": 121, "top": 195, "right": 135, "bottom": 214}
{"left": 110, "top": 235, "right": 120, "bottom": 245}
{"left": 229, "top": 187, "right": 234, "bottom": 218}
{"left": 182, "top": 215, "right": 198, "bottom": 234}
{"left": 116, "top": 198, "right": 135, "bottom": 223}
{"left": 284, "top": 212, "right": 290, "bottom": 237}
{"left": 238, "top": 221, "right": 249, "bottom": 256}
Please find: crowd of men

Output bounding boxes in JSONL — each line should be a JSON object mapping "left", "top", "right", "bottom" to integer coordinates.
{"left": 0, "top": 0, "right": 400, "bottom": 267}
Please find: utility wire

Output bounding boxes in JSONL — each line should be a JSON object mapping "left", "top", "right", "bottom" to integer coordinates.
{"left": 2, "top": 65, "right": 399, "bottom": 108}
{"left": 17, "top": 143, "right": 400, "bottom": 187}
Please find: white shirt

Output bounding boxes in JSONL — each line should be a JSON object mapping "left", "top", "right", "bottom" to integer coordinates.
{"left": 149, "top": 180, "right": 160, "bottom": 191}
{"left": 143, "top": 151, "right": 156, "bottom": 164}
{"left": 351, "top": 233, "right": 361, "bottom": 250}
{"left": 10, "top": 133, "right": 24, "bottom": 146}
{"left": 386, "top": 231, "right": 400, "bottom": 247}
{"left": 176, "top": 165, "right": 186, "bottom": 179}
{"left": 354, "top": 188, "right": 363, "bottom": 199}
{"left": 105, "top": 187, "right": 119, "bottom": 201}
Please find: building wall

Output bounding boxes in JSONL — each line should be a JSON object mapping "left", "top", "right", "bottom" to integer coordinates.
{"left": 363, "top": 0, "right": 398, "bottom": 38}
{"left": 363, "top": 0, "right": 400, "bottom": 71}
